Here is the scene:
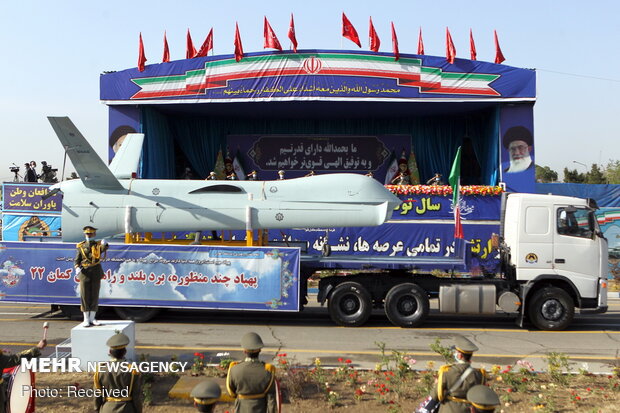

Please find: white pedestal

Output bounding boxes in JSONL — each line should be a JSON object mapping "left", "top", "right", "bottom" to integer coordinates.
{"left": 71, "top": 320, "right": 135, "bottom": 369}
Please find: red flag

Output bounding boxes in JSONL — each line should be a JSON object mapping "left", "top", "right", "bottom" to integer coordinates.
{"left": 342, "top": 13, "right": 361, "bottom": 47}
{"left": 417, "top": 27, "right": 424, "bottom": 55}
{"left": 234, "top": 23, "right": 244, "bottom": 62}
{"left": 454, "top": 205, "right": 463, "bottom": 238}
{"left": 264, "top": 17, "right": 282, "bottom": 50}
{"left": 186, "top": 29, "right": 197, "bottom": 59}
{"left": 391, "top": 22, "right": 399, "bottom": 61}
{"left": 162, "top": 31, "right": 170, "bottom": 63}
{"left": 138, "top": 33, "right": 147, "bottom": 72}
{"left": 446, "top": 27, "right": 456, "bottom": 64}
{"left": 368, "top": 17, "right": 380, "bottom": 52}
{"left": 195, "top": 28, "right": 213, "bottom": 57}
{"left": 494, "top": 30, "right": 505, "bottom": 64}
{"left": 469, "top": 29, "right": 477, "bottom": 61}
{"left": 288, "top": 13, "right": 298, "bottom": 52}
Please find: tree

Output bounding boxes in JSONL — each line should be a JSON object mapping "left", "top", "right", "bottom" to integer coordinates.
{"left": 584, "top": 163, "right": 607, "bottom": 184}
{"left": 535, "top": 165, "right": 558, "bottom": 183}
{"left": 605, "top": 160, "right": 620, "bottom": 184}
{"left": 563, "top": 168, "right": 585, "bottom": 183}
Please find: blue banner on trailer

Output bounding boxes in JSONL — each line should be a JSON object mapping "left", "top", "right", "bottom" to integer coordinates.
{"left": 0, "top": 242, "right": 300, "bottom": 311}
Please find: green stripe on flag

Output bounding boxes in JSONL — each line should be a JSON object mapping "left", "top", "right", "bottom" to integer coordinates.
{"left": 449, "top": 147, "right": 462, "bottom": 205}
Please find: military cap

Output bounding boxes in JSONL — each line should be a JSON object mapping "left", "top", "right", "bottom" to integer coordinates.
{"left": 241, "top": 332, "right": 264, "bottom": 351}
{"left": 277, "top": 170, "right": 285, "bottom": 175}
{"left": 83, "top": 226, "right": 97, "bottom": 233}
{"left": 106, "top": 332, "right": 130, "bottom": 349}
{"left": 190, "top": 380, "right": 221, "bottom": 405}
{"left": 454, "top": 336, "right": 478, "bottom": 354}
{"left": 467, "top": 385, "right": 500, "bottom": 410}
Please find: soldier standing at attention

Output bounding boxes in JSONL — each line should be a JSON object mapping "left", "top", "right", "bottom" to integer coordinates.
{"left": 226, "top": 332, "right": 277, "bottom": 413}
{"left": 190, "top": 380, "right": 222, "bottom": 412}
{"left": 466, "top": 385, "right": 500, "bottom": 412}
{"left": 94, "top": 332, "right": 142, "bottom": 413}
{"left": 75, "top": 226, "right": 109, "bottom": 327}
{"left": 430, "top": 337, "right": 486, "bottom": 413}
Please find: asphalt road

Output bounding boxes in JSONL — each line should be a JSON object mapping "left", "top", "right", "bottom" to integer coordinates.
{"left": 1, "top": 298, "right": 619, "bottom": 373}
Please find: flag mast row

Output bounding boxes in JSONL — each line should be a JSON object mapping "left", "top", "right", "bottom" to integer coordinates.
{"left": 137, "top": 13, "right": 505, "bottom": 72}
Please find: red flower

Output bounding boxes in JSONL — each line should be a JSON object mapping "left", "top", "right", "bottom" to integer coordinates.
{"left": 345, "top": 359, "right": 352, "bottom": 364}
{"left": 338, "top": 357, "right": 344, "bottom": 362}
{"left": 278, "top": 353, "right": 287, "bottom": 357}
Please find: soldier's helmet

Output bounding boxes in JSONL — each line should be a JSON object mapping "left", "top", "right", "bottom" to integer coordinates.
{"left": 454, "top": 336, "right": 479, "bottom": 354}
{"left": 106, "top": 332, "right": 130, "bottom": 349}
{"left": 241, "top": 332, "right": 264, "bottom": 351}
{"left": 191, "top": 380, "right": 221, "bottom": 406}
{"left": 467, "top": 385, "right": 500, "bottom": 411}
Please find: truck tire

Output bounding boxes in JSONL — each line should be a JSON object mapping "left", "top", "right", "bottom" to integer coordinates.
{"left": 384, "top": 283, "right": 429, "bottom": 327}
{"left": 528, "top": 287, "right": 574, "bottom": 331}
{"left": 113, "top": 307, "right": 160, "bottom": 323}
{"left": 59, "top": 305, "right": 82, "bottom": 320}
{"left": 327, "top": 282, "right": 372, "bottom": 327}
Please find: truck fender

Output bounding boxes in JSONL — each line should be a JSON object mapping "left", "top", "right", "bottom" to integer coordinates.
{"left": 318, "top": 283, "right": 334, "bottom": 305}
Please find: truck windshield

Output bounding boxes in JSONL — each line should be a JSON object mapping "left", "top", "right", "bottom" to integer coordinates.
{"left": 557, "top": 207, "right": 595, "bottom": 239}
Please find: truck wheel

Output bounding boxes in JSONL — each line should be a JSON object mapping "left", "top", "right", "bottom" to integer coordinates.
{"left": 113, "top": 307, "right": 160, "bottom": 323}
{"left": 59, "top": 305, "right": 82, "bottom": 320}
{"left": 384, "top": 283, "right": 429, "bottom": 327}
{"left": 528, "top": 287, "right": 574, "bottom": 331}
{"left": 327, "top": 282, "right": 372, "bottom": 327}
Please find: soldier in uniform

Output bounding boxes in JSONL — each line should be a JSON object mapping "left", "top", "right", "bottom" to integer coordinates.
{"left": 94, "top": 332, "right": 142, "bottom": 413}
{"left": 191, "top": 380, "right": 221, "bottom": 412}
{"left": 206, "top": 172, "right": 217, "bottom": 180}
{"left": 74, "top": 226, "right": 109, "bottom": 327}
{"left": 277, "top": 170, "right": 285, "bottom": 180}
{"left": 226, "top": 332, "right": 277, "bottom": 413}
{"left": 246, "top": 170, "right": 258, "bottom": 181}
{"left": 430, "top": 337, "right": 486, "bottom": 413}
{"left": 466, "top": 385, "right": 500, "bottom": 412}
{"left": 0, "top": 340, "right": 46, "bottom": 413}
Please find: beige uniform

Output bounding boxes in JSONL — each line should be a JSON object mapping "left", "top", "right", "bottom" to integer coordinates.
{"left": 94, "top": 359, "right": 142, "bottom": 413}
{"left": 226, "top": 358, "right": 277, "bottom": 413}
{"left": 75, "top": 240, "right": 108, "bottom": 311}
{"left": 431, "top": 363, "right": 486, "bottom": 413}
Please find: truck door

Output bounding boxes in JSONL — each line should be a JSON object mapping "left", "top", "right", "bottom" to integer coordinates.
{"left": 553, "top": 206, "right": 600, "bottom": 298}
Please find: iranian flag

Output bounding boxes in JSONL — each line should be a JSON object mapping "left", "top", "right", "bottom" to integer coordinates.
{"left": 384, "top": 149, "right": 399, "bottom": 185}
{"left": 449, "top": 146, "right": 463, "bottom": 239}
{"left": 233, "top": 150, "right": 246, "bottom": 180}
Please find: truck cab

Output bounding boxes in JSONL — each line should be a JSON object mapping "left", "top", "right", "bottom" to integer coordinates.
{"left": 502, "top": 193, "right": 608, "bottom": 329}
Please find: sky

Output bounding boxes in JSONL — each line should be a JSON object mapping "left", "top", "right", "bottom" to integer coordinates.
{"left": 1, "top": 0, "right": 619, "bottom": 182}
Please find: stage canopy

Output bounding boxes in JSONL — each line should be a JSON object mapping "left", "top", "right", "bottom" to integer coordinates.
{"left": 101, "top": 49, "right": 536, "bottom": 192}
